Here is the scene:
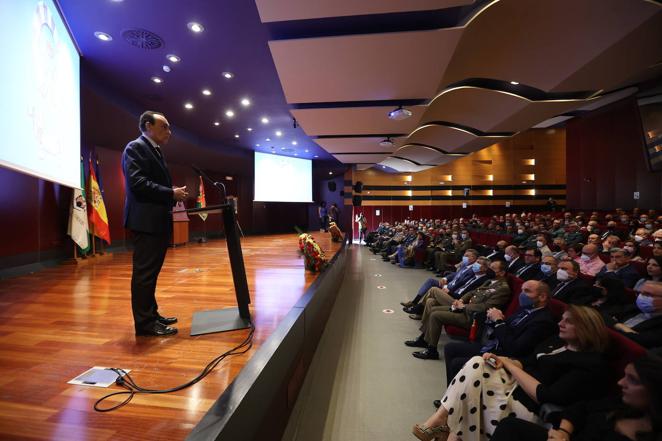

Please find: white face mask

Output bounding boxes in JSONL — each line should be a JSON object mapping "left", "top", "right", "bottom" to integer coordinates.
{"left": 556, "top": 269, "right": 570, "bottom": 281}
{"left": 452, "top": 234, "right": 458, "bottom": 240}
{"left": 536, "top": 241, "right": 544, "bottom": 248}
{"left": 634, "top": 235, "right": 644, "bottom": 242}
{"left": 580, "top": 254, "right": 591, "bottom": 261}
{"left": 517, "top": 229, "right": 524, "bottom": 234}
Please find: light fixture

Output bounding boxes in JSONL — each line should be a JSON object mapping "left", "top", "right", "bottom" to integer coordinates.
{"left": 304, "top": 149, "right": 309, "bottom": 153}
{"left": 510, "top": 81, "right": 519, "bottom": 85}
{"left": 240, "top": 98, "right": 251, "bottom": 107}
{"left": 247, "top": 127, "right": 253, "bottom": 132}
{"left": 260, "top": 117, "right": 269, "bottom": 124}
{"left": 234, "top": 134, "right": 240, "bottom": 138}
{"left": 294, "top": 153, "right": 298, "bottom": 156}
{"left": 150, "top": 76, "right": 163, "bottom": 84}
{"left": 213, "top": 121, "right": 220, "bottom": 126}
{"left": 184, "top": 102, "right": 194, "bottom": 110}
{"left": 379, "top": 137, "right": 394, "bottom": 147}
{"left": 265, "top": 137, "right": 271, "bottom": 142}
{"left": 187, "top": 22, "right": 204, "bottom": 33}
{"left": 166, "top": 54, "right": 181, "bottom": 63}
{"left": 225, "top": 109, "right": 235, "bottom": 118}
{"left": 94, "top": 31, "right": 112, "bottom": 41}
{"left": 275, "top": 130, "right": 282, "bottom": 137}
{"left": 314, "top": 155, "right": 319, "bottom": 158}
{"left": 328, "top": 172, "right": 332, "bottom": 175}
{"left": 291, "top": 141, "right": 297, "bottom": 145}
{"left": 388, "top": 106, "right": 412, "bottom": 121}
{"left": 162, "top": 65, "right": 171, "bottom": 72}
{"left": 202, "top": 89, "right": 212, "bottom": 96}
{"left": 382, "top": 165, "right": 386, "bottom": 169}
{"left": 256, "top": 143, "right": 261, "bottom": 147}
{"left": 222, "top": 72, "right": 234, "bottom": 79}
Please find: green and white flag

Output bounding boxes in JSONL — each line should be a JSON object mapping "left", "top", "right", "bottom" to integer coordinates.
{"left": 67, "top": 157, "right": 90, "bottom": 253}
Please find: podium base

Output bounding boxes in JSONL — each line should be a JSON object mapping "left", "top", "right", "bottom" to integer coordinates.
{"left": 190, "top": 307, "right": 251, "bottom": 336}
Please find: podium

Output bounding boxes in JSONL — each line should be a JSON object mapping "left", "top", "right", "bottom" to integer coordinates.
{"left": 184, "top": 204, "right": 252, "bottom": 335}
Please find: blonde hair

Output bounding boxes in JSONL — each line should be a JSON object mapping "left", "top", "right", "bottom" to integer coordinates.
{"left": 566, "top": 305, "right": 609, "bottom": 353}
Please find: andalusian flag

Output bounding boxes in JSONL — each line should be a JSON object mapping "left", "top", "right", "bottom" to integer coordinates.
{"left": 196, "top": 176, "right": 207, "bottom": 221}
{"left": 87, "top": 156, "right": 111, "bottom": 244}
{"left": 67, "top": 157, "right": 90, "bottom": 253}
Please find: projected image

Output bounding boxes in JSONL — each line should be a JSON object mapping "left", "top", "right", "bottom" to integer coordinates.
{"left": 254, "top": 152, "right": 312, "bottom": 202}
{"left": 0, "top": 0, "right": 80, "bottom": 188}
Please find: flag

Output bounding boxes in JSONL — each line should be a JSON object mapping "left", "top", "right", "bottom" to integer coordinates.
{"left": 87, "top": 156, "right": 111, "bottom": 244}
{"left": 196, "top": 176, "right": 207, "bottom": 221}
{"left": 67, "top": 157, "right": 90, "bottom": 253}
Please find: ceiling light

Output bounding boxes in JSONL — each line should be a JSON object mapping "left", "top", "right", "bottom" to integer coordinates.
{"left": 265, "top": 137, "right": 271, "bottom": 141}
{"left": 261, "top": 117, "right": 269, "bottom": 124}
{"left": 150, "top": 76, "right": 163, "bottom": 84}
{"left": 162, "top": 65, "right": 171, "bottom": 72}
{"left": 213, "top": 121, "right": 220, "bottom": 126}
{"left": 379, "top": 137, "right": 394, "bottom": 147}
{"left": 294, "top": 153, "right": 298, "bottom": 156}
{"left": 247, "top": 127, "right": 253, "bottom": 132}
{"left": 240, "top": 98, "right": 251, "bottom": 107}
{"left": 184, "top": 102, "right": 194, "bottom": 110}
{"left": 234, "top": 134, "right": 240, "bottom": 138}
{"left": 304, "top": 149, "right": 309, "bottom": 153}
{"left": 382, "top": 165, "right": 386, "bottom": 169}
{"left": 510, "top": 81, "right": 519, "bottom": 85}
{"left": 275, "top": 130, "right": 282, "bottom": 137}
{"left": 388, "top": 106, "right": 412, "bottom": 121}
{"left": 256, "top": 143, "right": 260, "bottom": 147}
{"left": 187, "top": 22, "right": 204, "bottom": 33}
{"left": 291, "top": 141, "right": 297, "bottom": 145}
{"left": 222, "top": 72, "right": 234, "bottom": 79}
{"left": 328, "top": 172, "right": 332, "bottom": 175}
{"left": 202, "top": 89, "right": 212, "bottom": 96}
{"left": 166, "top": 54, "right": 180, "bottom": 63}
{"left": 94, "top": 31, "right": 112, "bottom": 41}
{"left": 225, "top": 109, "right": 235, "bottom": 118}
{"left": 314, "top": 155, "right": 319, "bottom": 158}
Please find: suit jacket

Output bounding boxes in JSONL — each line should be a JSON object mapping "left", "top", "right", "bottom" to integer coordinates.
{"left": 515, "top": 263, "right": 542, "bottom": 281}
{"left": 551, "top": 277, "right": 588, "bottom": 303}
{"left": 484, "top": 249, "right": 506, "bottom": 262}
{"left": 596, "top": 264, "right": 642, "bottom": 289}
{"left": 460, "top": 278, "right": 511, "bottom": 316}
{"left": 616, "top": 305, "right": 662, "bottom": 349}
{"left": 488, "top": 306, "right": 559, "bottom": 356}
{"left": 122, "top": 135, "right": 175, "bottom": 234}
{"left": 540, "top": 274, "right": 559, "bottom": 290}
{"left": 450, "top": 273, "right": 490, "bottom": 299}
{"left": 506, "top": 256, "right": 525, "bottom": 275}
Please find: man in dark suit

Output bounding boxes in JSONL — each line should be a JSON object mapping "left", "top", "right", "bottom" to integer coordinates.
{"left": 504, "top": 245, "right": 525, "bottom": 275}
{"left": 551, "top": 260, "right": 588, "bottom": 303}
{"left": 122, "top": 111, "right": 188, "bottom": 336}
{"left": 612, "top": 281, "right": 662, "bottom": 349}
{"left": 513, "top": 248, "right": 543, "bottom": 281}
{"left": 483, "top": 240, "right": 507, "bottom": 262}
{"left": 596, "top": 247, "right": 643, "bottom": 289}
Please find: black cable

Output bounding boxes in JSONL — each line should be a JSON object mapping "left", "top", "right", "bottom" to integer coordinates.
{"left": 94, "top": 322, "right": 255, "bottom": 412}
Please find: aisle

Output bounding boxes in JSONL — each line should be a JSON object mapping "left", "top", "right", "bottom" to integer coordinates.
{"left": 282, "top": 245, "right": 454, "bottom": 441}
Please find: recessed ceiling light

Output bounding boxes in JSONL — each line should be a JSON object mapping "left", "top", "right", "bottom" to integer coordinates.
{"left": 265, "top": 137, "right": 271, "bottom": 141}
{"left": 234, "top": 134, "right": 240, "bottom": 138}
{"left": 225, "top": 109, "right": 235, "bottom": 118}
{"left": 255, "top": 143, "right": 261, "bottom": 147}
{"left": 166, "top": 54, "right": 181, "bottom": 63}
{"left": 275, "top": 130, "right": 282, "bottom": 137}
{"left": 247, "top": 127, "right": 253, "bottom": 132}
{"left": 222, "top": 72, "right": 234, "bottom": 79}
{"left": 202, "top": 89, "right": 212, "bottom": 96}
{"left": 260, "top": 117, "right": 269, "bottom": 124}
{"left": 151, "top": 76, "right": 163, "bottom": 84}
{"left": 510, "top": 81, "right": 519, "bottom": 85}
{"left": 382, "top": 165, "right": 386, "bottom": 169}
{"left": 187, "top": 22, "right": 204, "bottom": 33}
{"left": 184, "top": 102, "right": 194, "bottom": 110}
{"left": 162, "top": 65, "right": 171, "bottom": 72}
{"left": 314, "top": 155, "right": 319, "bottom": 158}
{"left": 294, "top": 153, "right": 298, "bottom": 156}
{"left": 213, "top": 121, "right": 220, "bottom": 126}
{"left": 94, "top": 31, "right": 112, "bottom": 41}
{"left": 291, "top": 141, "right": 297, "bottom": 145}
{"left": 328, "top": 172, "right": 332, "bottom": 175}
{"left": 240, "top": 98, "right": 251, "bottom": 107}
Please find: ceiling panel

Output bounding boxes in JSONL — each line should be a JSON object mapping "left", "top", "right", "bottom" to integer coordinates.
{"left": 269, "top": 28, "right": 463, "bottom": 103}
{"left": 394, "top": 144, "right": 446, "bottom": 164}
{"left": 333, "top": 153, "right": 390, "bottom": 163}
{"left": 488, "top": 100, "right": 588, "bottom": 133}
{"left": 256, "top": 0, "right": 474, "bottom": 22}
{"left": 379, "top": 157, "right": 436, "bottom": 173}
{"left": 291, "top": 106, "right": 426, "bottom": 136}
{"left": 407, "top": 124, "right": 478, "bottom": 150}
{"left": 315, "top": 137, "right": 403, "bottom": 153}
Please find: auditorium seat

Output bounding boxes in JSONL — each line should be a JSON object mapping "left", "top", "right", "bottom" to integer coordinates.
{"left": 630, "top": 260, "right": 648, "bottom": 277}
{"left": 605, "top": 328, "right": 647, "bottom": 392}
{"left": 639, "top": 246, "right": 653, "bottom": 260}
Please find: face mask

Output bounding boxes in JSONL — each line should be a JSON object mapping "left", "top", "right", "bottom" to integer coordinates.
{"left": 646, "top": 224, "right": 653, "bottom": 230}
{"left": 636, "top": 294, "right": 656, "bottom": 313}
{"left": 580, "top": 254, "right": 591, "bottom": 261}
{"left": 517, "top": 229, "right": 524, "bottom": 234}
{"left": 461, "top": 234, "right": 468, "bottom": 239}
{"left": 462, "top": 256, "right": 469, "bottom": 265}
{"left": 556, "top": 269, "right": 569, "bottom": 281}
{"left": 634, "top": 235, "right": 644, "bottom": 242}
{"left": 536, "top": 241, "right": 544, "bottom": 248}
{"left": 540, "top": 264, "right": 552, "bottom": 275}
{"left": 471, "top": 262, "right": 482, "bottom": 273}
{"left": 504, "top": 254, "right": 513, "bottom": 262}
{"left": 518, "top": 292, "right": 535, "bottom": 308}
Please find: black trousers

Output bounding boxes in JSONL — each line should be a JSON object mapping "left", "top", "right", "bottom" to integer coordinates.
{"left": 490, "top": 416, "right": 547, "bottom": 441}
{"left": 131, "top": 231, "right": 169, "bottom": 332}
{"left": 443, "top": 341, "right": 483, "bottom": 386}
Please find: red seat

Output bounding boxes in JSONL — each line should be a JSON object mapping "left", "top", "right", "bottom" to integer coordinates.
{"left": 639, "top": 246, "right": 653, "bottom": 260}
{"left": 599, "top": 253, "right": 611, "bottom": 264}
{"left": 630, "top": 261, "right": 648, "bottom": 278}
{"left": 504, "top": 275, "right": 524, "bottom": 317}
{"left": 605, "top": 328, "right": 647, "bottom": 392}
{"left": 578, "top": 273, "right": 596, "bottom": 285}
{"left": 547, "top": 298, "right": 567, "bottom": 321}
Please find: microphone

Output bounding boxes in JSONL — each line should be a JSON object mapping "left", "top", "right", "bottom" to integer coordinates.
{"left": 192, "top": 165, "right": 227, "bottom": 202}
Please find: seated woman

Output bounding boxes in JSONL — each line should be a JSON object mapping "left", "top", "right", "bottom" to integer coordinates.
{"left": 633, "top": 256, "right": 662, "bottom": 292}
{"left": 412, "top": 305, "right": 610, "bottom": 441}
{"left": 623, "top": 240, "right": 645, "bottom": 263}
{"left": 490, "top": 354, "right": 662, "bottom": 441}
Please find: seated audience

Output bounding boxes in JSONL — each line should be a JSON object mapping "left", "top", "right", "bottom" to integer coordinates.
{"left": 596, "top": 248, "right": 642, "bottom": 289}
{"left": 551, "top": 260, "right": 589, "bottom": 303}
{"left": 623, "top": 239, "right": 645, "bottom": 262}
{"left": 610, "top": 281, "right": 662, "bottom": 349}
{"left": 505, "top": 246, "right": 525, "bottom": 274}
{"left": 484, "top": 240, "right": 507, "bottom": 262}
{"left": 539, "top": 256, "right": 559, "bottom": 289}
{"left": 513, "top": 248, "right": 543, "bottom": 281}
{"left": 633, "top": 228, "right": 653, "bottom": 247}
{"left": 633, "top": 256, "right": 662, "bottom": 292}
{"left": 579, "top": 244, "right": 606, "bottom": 277}
{"left": 551, "top": 237, "right": 568, "bottom": 260}
{"left": 565, "top": 243, "right": 583, "bottom": 263}
{"left": 535, "top": 235, "right": 553, "bottom": 257}
{"left": 412, "top": 306, "right": 610, "bottom": 441}
{"left": 563, "top": 223, "right": 584, "bottom": 246}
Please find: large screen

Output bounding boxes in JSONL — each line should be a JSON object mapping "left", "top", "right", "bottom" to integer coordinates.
{"left": 638, "top": 95, "right": 662, "bottom": 172}
{"left": 254, "top": 152, "right": 312, "bottom": 202}
{"left": 0, "top": 0, "right": 81, "bottom": 189}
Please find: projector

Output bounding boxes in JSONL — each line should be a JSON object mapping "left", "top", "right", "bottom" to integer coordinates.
{"left": 379, "top": 138, "right": 394, "bottom": 147}
{"left": 388, "top": 106, "right": 412, "bottom": 121}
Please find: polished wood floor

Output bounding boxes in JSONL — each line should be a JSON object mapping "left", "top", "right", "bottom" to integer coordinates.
{"left": 0, "top": 233, "right": 341, "bottom": 441}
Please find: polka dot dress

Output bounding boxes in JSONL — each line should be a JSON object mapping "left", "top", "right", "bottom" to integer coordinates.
{"left": 440, "top": 356, "right": 540, "bottom": 441}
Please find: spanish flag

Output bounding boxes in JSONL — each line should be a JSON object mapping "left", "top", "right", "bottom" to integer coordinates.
{"left": 196, "top": 176, "right": 207, "bottom": 221}
{"left": 87, "top": 157, "right": 111, "bottom": 244}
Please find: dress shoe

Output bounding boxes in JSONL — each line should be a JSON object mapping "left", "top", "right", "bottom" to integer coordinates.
{"left": 400, "top": 300, "right": 413, "bottom": 307}
{"left": 433, "top": 399, "right": 441, "bottom": 409}
{"left": 157, "top": 315, "right": 178, "bottom": 325}
{"left": 405, "top": 304, "right": 424, "bottom": 315}
{"left": 405, "top": 336, "right": 427, "bottom": 348}
{"left": 412, "top": 348, "right": 440, "bottom": 360}
{"left": 409, "top": 314, "right": 422, "bottom": 320}
{"left": 136, "top": 322, "right": 178, "bottom": 337}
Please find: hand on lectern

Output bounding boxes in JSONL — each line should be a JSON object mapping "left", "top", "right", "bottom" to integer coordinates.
{"left": 173, "top": 186, "right": 188, "bottom": 201}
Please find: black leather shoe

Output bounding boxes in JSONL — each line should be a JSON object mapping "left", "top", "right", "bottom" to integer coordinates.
{"left": 412, "top": 348, "right": 439, "bottom": 360}
{"left": 136, "top": 322, "right": 178, "bottom": 337}
{"left": 405, "top": 337, "right": 427, "bottom": 348}
{"left": 433, "top": 400, "right": 441, "bottom": 409}
{"left": 157, "top": 316, "right": 178, "bottom": 325}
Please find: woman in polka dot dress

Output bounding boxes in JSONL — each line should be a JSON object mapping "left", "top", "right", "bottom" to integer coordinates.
{"left": 412, "top": 305, "right": 611, "bottom": 441}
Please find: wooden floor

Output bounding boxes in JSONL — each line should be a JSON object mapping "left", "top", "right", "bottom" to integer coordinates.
{"left": 0, "top": 233, "right": 341, "bottom": 441}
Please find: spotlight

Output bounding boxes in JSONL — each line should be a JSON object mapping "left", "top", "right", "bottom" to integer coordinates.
{"left": 388, "top": 106, "right": 412, "bottom": 121}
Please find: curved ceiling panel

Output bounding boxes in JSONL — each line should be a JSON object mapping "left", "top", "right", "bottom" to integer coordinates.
{"left": 395, "top": 144, "right": 447, "bottom": 164}
{"left": 256, "top": 0, "right": 475, "bottom": 22}
{"left": 407, "top": 124, "right": 479, "bottom": 151}
{"left": 269, "top": 28, "right": 463, "bottom": 103}
{"left": 332, "top": 153, "right": 390, "bottom": 163}
{"left": 441, "top": 0, "right": 661, "bottom": 92}
{"left": 291, "top": 106, "right": 426, "bottom": 136}
{"left": 488, "top": 99, "right": 592, "bottom": 133}
{"left": 315, "top": 137, "right": 402, "bottom": 154}
{"left": 379, "top": 157, "right": 436, "bottom": 173}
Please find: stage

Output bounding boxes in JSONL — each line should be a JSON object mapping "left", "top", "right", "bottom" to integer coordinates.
{"left": 0, "top": 233, "right": 344, "bottom": 440}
